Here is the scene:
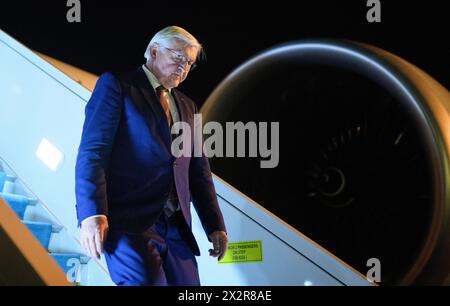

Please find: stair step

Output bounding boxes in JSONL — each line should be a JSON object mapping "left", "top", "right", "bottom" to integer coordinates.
{"left": 0, "top": 192, "right": 37, "bottom": 219}
{"left": 51, "top": 253, "right": 91, "bottom": 264}
{"left": 23, "top": 221, "right": 54, "bottom": 249}
{"left": 50, "top": 253, "right": 90, "bottom": 272}
{"left": 0, "top": 171, "right": 6, "bottom": 191}
{"left": 50, "top": 253, "right": 90, "bottom": 284}
{"left": 0, "top": 173, "right": 17, "bottom": 194}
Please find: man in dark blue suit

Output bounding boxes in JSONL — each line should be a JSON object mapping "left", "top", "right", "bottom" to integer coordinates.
{"left": 75, "top": 26, "right": 228, "bottom": 286}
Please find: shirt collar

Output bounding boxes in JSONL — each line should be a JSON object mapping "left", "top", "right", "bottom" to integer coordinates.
{"left": 142, "top": 64, "right": 171, "bottom": 93}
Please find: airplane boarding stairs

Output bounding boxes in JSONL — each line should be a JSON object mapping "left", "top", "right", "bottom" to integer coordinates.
{"left": 0, "top": 29, "right": 371, "bottom": 286}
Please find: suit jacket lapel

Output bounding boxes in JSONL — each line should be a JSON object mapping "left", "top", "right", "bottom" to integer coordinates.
{"left": 133, "top": 67, "right": 172, "bottom": 151}
{"left": 172, "top": 89, "right": 187, "bottom": 123}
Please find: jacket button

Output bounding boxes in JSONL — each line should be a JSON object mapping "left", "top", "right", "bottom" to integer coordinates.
{"left": 173, "top": 161, "right": 177, "bottom": 167}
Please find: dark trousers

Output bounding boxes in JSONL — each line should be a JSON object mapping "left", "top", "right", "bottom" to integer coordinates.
{"left": 104, "top": 210, "right": 200, "bottom": 286}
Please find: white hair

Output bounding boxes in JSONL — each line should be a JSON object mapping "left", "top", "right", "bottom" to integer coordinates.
{"left": 143, "top": 26, "right": 204, "bottom": 62}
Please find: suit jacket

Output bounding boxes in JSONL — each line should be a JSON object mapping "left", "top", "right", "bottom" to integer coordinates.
{"left": 75, "top": 67, "right": 226, "bottom": 255}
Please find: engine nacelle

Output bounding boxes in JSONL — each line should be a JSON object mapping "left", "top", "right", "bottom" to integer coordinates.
{"left": 201, "top": 40, "right": 450, "bottom": 285}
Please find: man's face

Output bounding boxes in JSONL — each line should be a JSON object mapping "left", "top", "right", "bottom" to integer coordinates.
{"left": 151, "top": 41, "right": 197, "bottom": 89}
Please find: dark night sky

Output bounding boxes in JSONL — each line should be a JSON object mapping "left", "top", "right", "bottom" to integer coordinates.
{"left": 0, "top": 0, "right": 448, "bottom": 105}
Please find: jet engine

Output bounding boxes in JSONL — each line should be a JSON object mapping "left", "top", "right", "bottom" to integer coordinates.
{"left": 201, "top": 40, "right": 450, "bottom": 285}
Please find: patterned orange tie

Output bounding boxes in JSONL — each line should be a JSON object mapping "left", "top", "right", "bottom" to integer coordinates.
{"left": 157, "top": 86, "right": 172, "bottom": 126}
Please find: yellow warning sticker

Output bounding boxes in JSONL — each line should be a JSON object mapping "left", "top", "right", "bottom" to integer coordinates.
{"left": 219, "top": 240, "right": 263, "bottom": 264}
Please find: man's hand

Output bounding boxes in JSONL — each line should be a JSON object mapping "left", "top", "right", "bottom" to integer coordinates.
{"left": 80, "top": 216, "right": 109, "bottom": 260}
{"left": 208, "top": 231, "right": 228, "bottom": 261}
